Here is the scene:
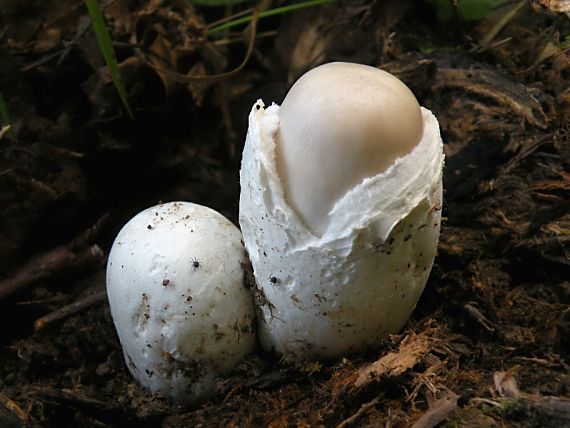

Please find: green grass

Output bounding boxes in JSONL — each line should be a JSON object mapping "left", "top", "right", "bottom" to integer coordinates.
{"left": 207, "top": 0, "right": 337, "bottom": 35}
{"left": 191, "top": 0, "right": 247, "bottom": 6}
{"left": 84, "top": 0, "right": 133, "bottom": 118}
{"left": 83, "top": 0, "right": 338, "bottom": 107}
{"left": 480, "top": 397, "right": 523, "bottom": 417}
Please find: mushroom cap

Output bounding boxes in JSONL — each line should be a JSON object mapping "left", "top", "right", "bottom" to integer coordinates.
{"left": 276, "top": 62, "right": 424, "bottom": 236}
{"left": 106, "top": 202, "right": 256, "bottom": 405}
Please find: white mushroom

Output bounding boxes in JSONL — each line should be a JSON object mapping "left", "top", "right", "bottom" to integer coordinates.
{"left": 106, "top": 202, "right": 255, "bottom": 405}
{"left": 239, "top": 62, "right": 444, "bottom": 359}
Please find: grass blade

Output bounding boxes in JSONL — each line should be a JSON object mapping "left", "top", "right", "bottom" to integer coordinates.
{"left": 191, "top": 0, "right": 247, "bottom": 6}
{"left": 207, "top": 0, "right": 337, "bottom": 35}
{"left": 84, "top": 0, "right": 133, "bottom": 118}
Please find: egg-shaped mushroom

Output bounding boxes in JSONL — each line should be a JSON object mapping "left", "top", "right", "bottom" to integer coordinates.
{"left": 106, "top": 202, "right": 256, "bottom": 404}
{"left": 239, "top": 62, "right": 444, "bottom": 359}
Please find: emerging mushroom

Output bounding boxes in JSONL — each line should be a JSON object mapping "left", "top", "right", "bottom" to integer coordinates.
{"left": 239, "top": 62, "right": 444, "bottom": 359}
{"left": 106, "top": 202, "right": 255, "bottom": 405}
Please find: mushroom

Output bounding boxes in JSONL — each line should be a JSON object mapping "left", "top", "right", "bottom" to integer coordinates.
{"left": 106, "top": 202, "right": 256, "bottom": 405}
{"left": 239, "top": 62, "right": 444, "bottom": 359}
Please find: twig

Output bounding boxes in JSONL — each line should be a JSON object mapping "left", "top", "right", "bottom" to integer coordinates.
{"left": 70, "top": 214, "right": 110, "bottom": 251}
{"left": 0, "top": 215, "right": 109, "bottom": 302}
{"left": 476, "top": 0, "right": 527, "bottom": 50}
{"left": 514, "top": 356, "right": 561, "bottom": 367}
{"left": 0, "top": 245, "right": 103, "bottom": 302}
{"left": 34, "top": 289, "right": 106, "bottom": 332}
{"left": 525, "top": 395, "right": 570, "bottom": 420}
{"left": 0, "top": 392, "right": 29, "bottom": 423}
{"left": 21, "top": 17, "right": 92, "bottom": 72}
{"left": 541, "top": 253, "right": 570, "bottom": 267}
{"left": 469, "top": 397, "right": 502, "bottom": 407}
{"left": 336, "top": 397, "right": 380, "bottom": 428}
{"left": 463, "top": 303, "right": 496, "bottom": 333}
{"left": 411, "top": 392, "right": 459, "bottom": 428}
{"left": 212, "top": 30, "right": 277, "bottom": 47}
{"left": 17, "top": 295, "right": 68, "bottom": 306}
{"left": 503, "top": 136, "right": 551, "bottom": 173}
{"left": 34, "top": 387, "right": 145, "bottom": 427}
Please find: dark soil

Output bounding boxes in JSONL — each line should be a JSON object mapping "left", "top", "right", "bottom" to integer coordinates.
{"left": 0, "top": 1, "right": 569, "bottom": 427}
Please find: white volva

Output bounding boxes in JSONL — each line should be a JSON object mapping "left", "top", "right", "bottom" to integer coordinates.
{"left": 239, "top": 62, "right": 444, "bottom": 359}
{"left": 106, "top": 202, "right": 255, "bottom": 404}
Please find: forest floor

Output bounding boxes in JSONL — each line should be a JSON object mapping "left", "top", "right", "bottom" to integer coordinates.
{"left": 0, "top": 0, "right": 569, "bottom": 427}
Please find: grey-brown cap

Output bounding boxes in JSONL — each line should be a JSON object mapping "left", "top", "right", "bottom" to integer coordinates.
{"left": 276, "top": 62, "right": 424, "bottom": 236}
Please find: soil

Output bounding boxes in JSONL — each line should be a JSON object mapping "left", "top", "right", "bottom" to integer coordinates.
{"left": 0, "top": 1, "right": 569, "bottom": 427}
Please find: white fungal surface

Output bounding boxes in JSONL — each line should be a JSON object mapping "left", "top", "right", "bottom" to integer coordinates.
{"left": 239, "top": 101, "right": 444, "bottom": 359}
{"left": 106, "top": 202, "right": 255, "bottom": 405}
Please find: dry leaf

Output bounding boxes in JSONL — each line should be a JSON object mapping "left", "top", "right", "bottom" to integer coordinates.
{"left": 530, "top": 0, "right": 570, "bottom": 14}
{"left": 147, "top": 33, "right": 179, "bottom": 97}
{"left": 186, "top": 62, "right": 212, "bottom": 106}
{"left": 494, "top": 371, "right": 520, "bottom": 397}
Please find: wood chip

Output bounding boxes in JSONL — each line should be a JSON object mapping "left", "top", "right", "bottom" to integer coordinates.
{"left": 354, "top": 332, "right": 430, "bottom": 388}
{"left": 526, "top": 395, "right": 570, "bottom": 420}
